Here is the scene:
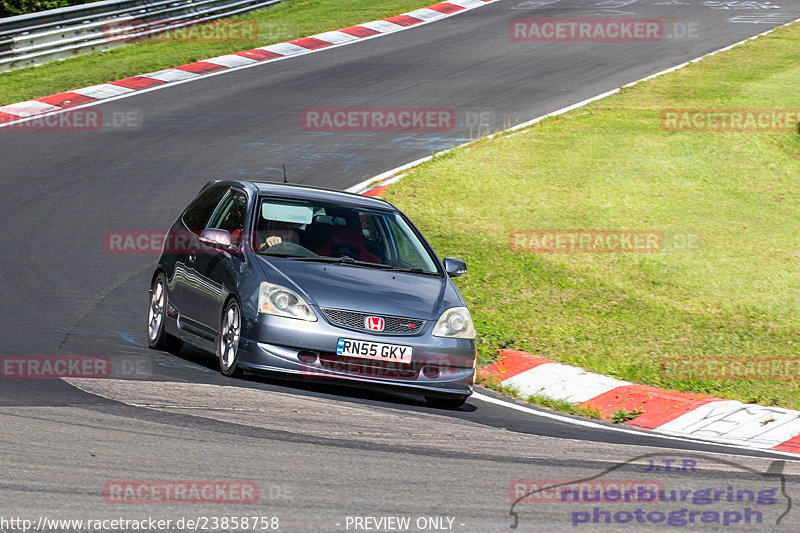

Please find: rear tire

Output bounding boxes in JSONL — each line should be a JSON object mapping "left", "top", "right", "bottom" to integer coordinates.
{"left": 425, "top": 395, "right": 469, "bottom": 410}
{"left": 147, "top": 273, "right": 183, "bottom": 354}
{"left": 218, "top": 299, "right": 243, "bottom": 378}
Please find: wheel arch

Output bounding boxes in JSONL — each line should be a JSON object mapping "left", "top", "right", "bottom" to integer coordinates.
{"left": 151, "top": 268, "right": 165, "bottom": 287}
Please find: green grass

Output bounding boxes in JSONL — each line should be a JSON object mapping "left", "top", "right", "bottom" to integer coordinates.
{"left": 385, "top": 23, "right": 800, "bottom": 409}
{"left": 611, "top": 408, "right": 643, "bottom": 424}
{"left": 0, "top": 0, "right": 437, "bottom": 105}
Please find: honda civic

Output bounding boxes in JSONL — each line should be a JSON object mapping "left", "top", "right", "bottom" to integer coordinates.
{"left": 147, "top": 180, "right": 476, "bottom": 408}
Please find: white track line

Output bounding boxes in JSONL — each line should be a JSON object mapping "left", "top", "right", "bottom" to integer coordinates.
{"left": 471, "top": 392, "right": 800, "bottom": 460}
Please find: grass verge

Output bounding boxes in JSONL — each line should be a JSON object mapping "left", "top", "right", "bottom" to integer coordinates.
{"left": 478, "top": 377, "right": 603, "bottom": 419}
{"left": 384, "top": 23, "right": 800, "bottom": 409}
{"left": 0, "top": 0, "right": 437, "bottom": 105}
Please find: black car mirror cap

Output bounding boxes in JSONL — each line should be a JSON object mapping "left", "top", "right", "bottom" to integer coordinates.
{"left": 443, "top": 257, "right": 467, "bottom": 278}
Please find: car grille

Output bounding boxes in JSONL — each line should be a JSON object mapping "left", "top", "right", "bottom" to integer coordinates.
{"left": 321, "top": 308, "right": 425, "bottom": 335}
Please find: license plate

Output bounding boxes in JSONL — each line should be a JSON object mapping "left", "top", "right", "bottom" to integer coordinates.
{"left": 336, "top": 338, "right": 413, "bottom": 364}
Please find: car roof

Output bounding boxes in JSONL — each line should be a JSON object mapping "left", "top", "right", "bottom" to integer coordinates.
{"left": 205, "top": 180, "right": 396, "bottom": 210}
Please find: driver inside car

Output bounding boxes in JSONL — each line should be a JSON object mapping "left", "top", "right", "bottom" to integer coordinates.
{"left": 258, "top": 220, "right": 300, "bottom": 251}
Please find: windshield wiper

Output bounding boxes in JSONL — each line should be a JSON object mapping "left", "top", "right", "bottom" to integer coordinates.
{"left": 379, "top": 266, "right": 439, "bottom": 275}
{"left": 289, "top": 256, "right": 357, "bottom": 264}
{"left": 290, "top": 256, "right": 439, "bottom": 275}
{"left": 289, "top": 256, "right": 382, "bottom": 267}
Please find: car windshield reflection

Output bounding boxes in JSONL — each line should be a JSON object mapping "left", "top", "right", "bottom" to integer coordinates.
{"left": 254, "top": 197, "right": 440, "bottom": 275}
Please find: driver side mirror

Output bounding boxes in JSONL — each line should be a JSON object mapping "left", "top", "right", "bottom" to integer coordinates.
{"left": 199, "top": 229, "right": 234, "bottom": 252}
{"left": 443, "top": 257, "right": 467, "bottom": 278}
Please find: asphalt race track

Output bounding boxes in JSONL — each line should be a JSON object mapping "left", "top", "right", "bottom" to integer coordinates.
{"left": 3, "top": 0, "right": 800, "bottom": 530}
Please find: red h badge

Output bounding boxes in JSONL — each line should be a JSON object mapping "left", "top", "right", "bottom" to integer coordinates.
{"left": 365, "top": 316, "right": 385, "bottom": 331}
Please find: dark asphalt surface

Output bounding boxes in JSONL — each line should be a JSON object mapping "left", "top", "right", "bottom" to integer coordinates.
{"left": 2, "top": 0, "right": 800, "bottom": 529}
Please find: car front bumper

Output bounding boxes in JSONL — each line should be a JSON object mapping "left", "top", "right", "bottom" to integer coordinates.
{"left": 237, "top": 313, "right": 476, "bottom": 397}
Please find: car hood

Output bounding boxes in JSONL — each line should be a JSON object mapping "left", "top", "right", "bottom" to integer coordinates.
{"left": 254, "top": 256, "right": 458, "bottom": 319}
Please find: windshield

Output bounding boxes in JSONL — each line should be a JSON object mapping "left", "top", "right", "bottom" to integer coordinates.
{"left": 253, "top": 196, "right": 440, "bottom": 274}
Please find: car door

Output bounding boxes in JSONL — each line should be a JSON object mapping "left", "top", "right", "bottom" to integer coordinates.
{"left": 181, "top": 187, "right": 248, "bottom": 338}
{"left": 170, "top": 185, "right": 228, "bottom": 324}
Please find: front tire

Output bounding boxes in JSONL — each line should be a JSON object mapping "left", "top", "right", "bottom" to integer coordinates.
{"left": 147, "top": 273, "right": 183, "bottom": 354}
{"left": 218, "top": 299, "right": 243, "bottom": 377}
{"left": 425, "top": 395, "right": 469, "bottom": 410}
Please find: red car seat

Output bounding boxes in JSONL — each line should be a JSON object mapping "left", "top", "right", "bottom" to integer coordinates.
{"left": 314, "top": 216, "right": 381, "bottom": 264}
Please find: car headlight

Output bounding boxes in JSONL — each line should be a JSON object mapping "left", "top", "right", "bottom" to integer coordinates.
{"left": 258, "top": 282, "right": 317, "bottom": 321}
{"left": 432, "top": 307, "right": 475, "bottom": 339}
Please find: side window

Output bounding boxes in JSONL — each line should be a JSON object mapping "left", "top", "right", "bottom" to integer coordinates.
{"left": 182, "top": 186, "right": 228, "bottom": 234}
{"left": 385, "top": 218, "right": 429, "bottom": 270}
{"left": 207, "top": 189, "right": 248, "bottom": 244}
{"left": 360, "top": 214, "right": 378, "bottom": 242}
{"left": 361, "top": 213, "right": 388, "bottom": 259}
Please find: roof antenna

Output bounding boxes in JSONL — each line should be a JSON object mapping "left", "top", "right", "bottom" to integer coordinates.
{"left": 282, "top": 163, "right": 288, "bottom": 183}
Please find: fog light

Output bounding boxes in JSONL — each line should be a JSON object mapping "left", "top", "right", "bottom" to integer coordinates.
{"left": 422, "top": 364, "right": 440, "bottom": 379}
{"left": 298, "top": 350, "right": 318, "bottom": 364}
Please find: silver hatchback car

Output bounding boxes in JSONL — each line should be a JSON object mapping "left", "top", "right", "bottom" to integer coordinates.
{"left": 148, "top": 181, "right": 476, "bottom": 408}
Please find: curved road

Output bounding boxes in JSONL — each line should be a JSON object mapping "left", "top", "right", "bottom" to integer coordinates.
{"left": 2, "top": 0, "right": 800, "bottom": 530}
